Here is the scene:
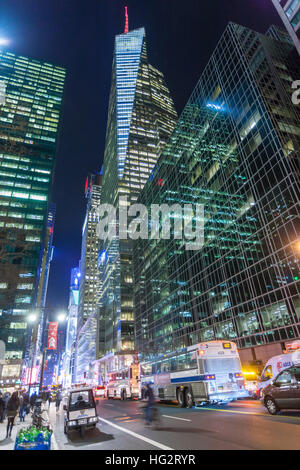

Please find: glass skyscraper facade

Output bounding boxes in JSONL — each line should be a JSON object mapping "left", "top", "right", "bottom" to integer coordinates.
{"left": 63, "top": 267, "right": 80, "bottom": 388}
{"left": 99, "top": 27, "right": 177, "bottom": 374}
{"left": 134, "top": 23, "right": 300, "bottom": 367}
{"left": 0, "top": 49, "right": 66, "bottom": 359}
{"left": 272, "top": 0, "right": 300, "bottom": 54}
{"left": 76, "top": 174, "right": 102, "bottom": 381}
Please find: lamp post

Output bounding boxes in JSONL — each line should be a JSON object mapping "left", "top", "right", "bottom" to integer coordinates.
{"left": 27, "top": 313, "right": 38, "bottom": 392}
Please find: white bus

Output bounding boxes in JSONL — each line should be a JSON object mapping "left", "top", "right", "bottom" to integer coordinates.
{"left": 140, "top": 340, "right": 248, "bottom": 407}
{"left": 106, "top": 363, "right": 140, "bottom": 400}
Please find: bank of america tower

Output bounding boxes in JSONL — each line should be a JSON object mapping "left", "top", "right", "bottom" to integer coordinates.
{"left": 98, "top": 13, "right": 177, "bottom": 376}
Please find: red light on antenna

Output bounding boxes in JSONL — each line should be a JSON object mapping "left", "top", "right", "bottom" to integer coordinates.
{"left": 124, "top": 6, "right": 129, "bottom": 33}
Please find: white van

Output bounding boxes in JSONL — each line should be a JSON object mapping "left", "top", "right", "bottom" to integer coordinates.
{"left": 257, "top": 349, "right": 300, "bottom": 396}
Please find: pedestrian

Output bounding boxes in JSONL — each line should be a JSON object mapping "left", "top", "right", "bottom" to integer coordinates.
{"left": 47, "top": 391, "right": 51, "bottom": 409}
{"left": 55, "top": 390, "right": 62, "bottom": 413}
{"left": 23, "top": 392, "right": 30, "bottom": 417}
{"left": 0, "top": 392, "right": 5, "bottom": 423}
{"left": 2, "top": 391, "right": 10, "bottom": 421}
{"left": 144, "top": 383, "right": 155, "bottom": 426}
{"left": 6, "top": 391, "right": 20, "bottom": 438}
{"left": 19, "top": 392, "right": 26, "bottom": 422}
{"left": 30, "top": 392, "right": 37, "bottom": 411}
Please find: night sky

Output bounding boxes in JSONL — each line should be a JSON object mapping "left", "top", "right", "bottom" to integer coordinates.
{"left": 0, "top": 0, "right": 282, "bottom": 311}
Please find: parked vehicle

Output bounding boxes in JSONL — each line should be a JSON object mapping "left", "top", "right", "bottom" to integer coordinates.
{"left": 243, "top": 371, "right": 259, "bottom": 399}
{"left": 257, "top": 348, "right": 300, "bottom": 398}
{"left": 63, "top": 388, "right": 99, "bottom": 437}
{"left": 106, "top": 364, "right": 140, "bottom": 400}
{"left": 140, "top": 340, "right": 248, "bottom": 407}
{"left": 93, "top": 385, "right": 106, "bottom": 400}
{"left": 261, "top": 366, "right": 300, "bottom": 415}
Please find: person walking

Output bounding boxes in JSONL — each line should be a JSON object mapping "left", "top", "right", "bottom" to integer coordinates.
{"left": 23, "top": 392, "right": 30, "bottom": 418}
{"left": 55, "top": 390, "right": 62, "bottom": 413}
{"left": 19, "top": 392, "right": 26, "bottom": 422}
{"left": 30, "top": 392, "right": 37, "bottom": 411}
{"left": 0, "top": 392, "right": 5, "bottom": 423}
{"left": 47, "top": 391, "right": 51, "bottom": 409}
{"left": 6, "top": 391, "right": 20, "bottom": 438}
{"left": 144, "top": 383, "right": 155, "bottom": 426}
{"left": 2, "top": 391, "right": 10, "bottom": 421}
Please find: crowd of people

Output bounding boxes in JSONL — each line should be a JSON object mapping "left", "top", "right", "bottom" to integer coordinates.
{"left": 0, "top": 387, "right": 63, "bottom": 439}
{"left": 0, "top": 390, "right": 30, "bottom": 438}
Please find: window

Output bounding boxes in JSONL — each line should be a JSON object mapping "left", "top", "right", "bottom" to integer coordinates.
{"left": 10, "top": 322, "right": 27, "bottom": 329}
{"left": 17, "top": 284, "right": 33, "bottom": 290}
{"left": 261, "top": 365, "right": 273, "bottom": 381}
{"left": 291, "top": 367, "right": 300, "bottom": 382}
{"left": 275, "top": 370, "right": 292, "bottom": 385}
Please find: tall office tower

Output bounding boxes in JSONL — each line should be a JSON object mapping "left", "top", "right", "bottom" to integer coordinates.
{"left": 26, "top": 203, "right": 56, "bottom": 370}
{"left": 0, "top": 49, "right": 66, "bottom": 361}
{"left": 98, "top": 21, "right": 177, "bottom": 376}
{"left": 62, "top": 267, "right": 80, "bottom": 388}
{"left": 134, "top": 23, "right": 300, "bottom": 369}
{"left": 76, "top": 174, "right": 102, "bottom": 381}
{"left": 272, "top": 0, "right": 300, "bottom": 54}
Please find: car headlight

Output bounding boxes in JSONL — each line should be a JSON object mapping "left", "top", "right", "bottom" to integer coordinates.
{"left": 89, "top": 417, "right": 98, "bottom": 423}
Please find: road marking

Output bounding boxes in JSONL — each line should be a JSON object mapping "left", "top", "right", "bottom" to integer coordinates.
{"left": 197, "top": 407, "right": 300, "bottom": 420}
{"left": 103, "top": 404, "right": 114, "bottom": 407}
{"left": 198, "top": 407, "right": 265, "bottom": 416}
{"left": 162, "top": 415, "right": 191, "bottom": 422}
{"left": 98, "top": 416, "right": 173, "bottom": 450}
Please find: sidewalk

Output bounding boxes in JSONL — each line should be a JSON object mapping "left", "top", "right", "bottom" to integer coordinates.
{"left": 0, "top": 414, "right": 29, "bottom": 450}
{"left": 47, "top": 403, "right": 60, "bottom": 450}
{"left": 0, "top": 404, "right": 59, "bottom": 450}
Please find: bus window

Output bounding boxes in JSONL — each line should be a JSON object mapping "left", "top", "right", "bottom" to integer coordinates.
{"left": 187, "top": 351, "right": 197, "bottom": 369}
{"left": 170, "top": 357, "right": 177, "bottom": 372}
{"left": 152, "top": 362, "right": 161, "bottom": 374}
{"left": 141, "top": 364, "right": 151, "bottom": 376}
{"left": 177, "top": 354, "right": 187, "bottom": 371}
{"left": 161, "top": 359, "right": 170, "bottom": 373}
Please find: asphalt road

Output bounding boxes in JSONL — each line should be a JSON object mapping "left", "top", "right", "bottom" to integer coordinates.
{"left": 49, "top": 398, "right": 300, "bottom": 450}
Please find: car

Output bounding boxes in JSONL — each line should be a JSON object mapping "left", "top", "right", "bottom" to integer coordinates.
{"left": 257, "top": 345, "right": 300, "bottom": 397}
{"left": 244, "top": 379, "right": 259, "bottom": 399}
{"left": 63, "top": 387, "right": 99, "bottom": 437}
{"left": 93, "top": 385, "right": 106, "bottom": 399}
{"left": 261, "top": 366, "right": 300, "bottom": 415}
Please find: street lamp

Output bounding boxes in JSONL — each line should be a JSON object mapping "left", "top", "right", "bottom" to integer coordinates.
{"left": 27, "top": 312, "right": 39, "bottom": 390}
{"left": 0, "top": 38, "right": 10, "bottom": 46}
{"left": 57, "top": 312, "right": 66, "bottom": 323}
{"left": 28, "top": 314, "right": 37, "bottom": 323}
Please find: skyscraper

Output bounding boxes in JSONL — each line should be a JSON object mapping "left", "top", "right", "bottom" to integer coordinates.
{"left": 62, "top": 266, "right": 80, "bottom": 388}
{"left": 98, "top": 18, "right": 177, "bottom": 376}
{"left": 0, "top": 49, "right": 66, "bottom": 360}
{"left": 76, "top": 173, "right": 102, "bottom": 381}
{"left": 134, "top": 23, "right": 300, "bottom": 368}
{"left": 272, "top": 0, "right": 300, "bottom": 54}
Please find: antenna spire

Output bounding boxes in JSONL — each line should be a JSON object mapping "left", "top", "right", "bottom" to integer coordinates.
{"left": 124, "top": 6, "right": 129, "bottom": 33}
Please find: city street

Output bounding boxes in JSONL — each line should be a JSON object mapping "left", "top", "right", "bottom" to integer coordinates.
{"left": 49, "top": 398, "right": 300, "bottom": 450}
